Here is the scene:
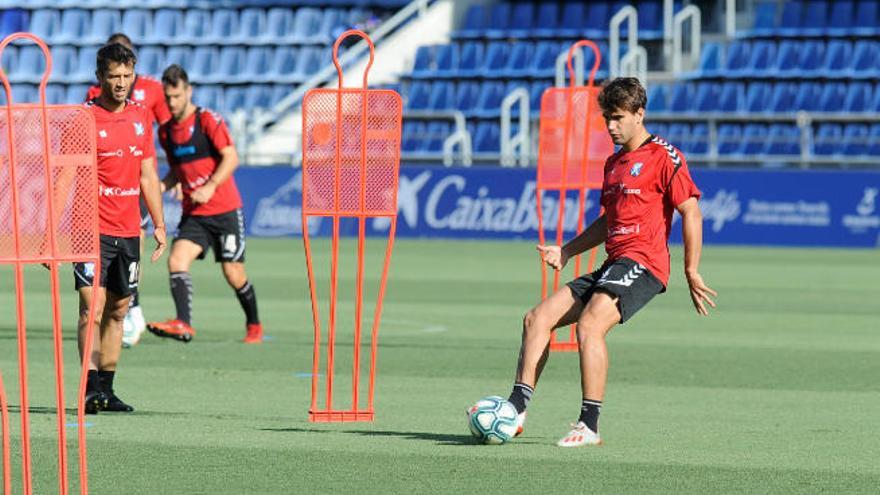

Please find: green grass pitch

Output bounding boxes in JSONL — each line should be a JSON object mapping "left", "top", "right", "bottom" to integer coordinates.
{"left": 0, "top": 238, "right": 878, "bottom": 493}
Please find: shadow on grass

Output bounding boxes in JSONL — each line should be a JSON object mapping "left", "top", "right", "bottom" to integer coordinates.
{"left": 260, "top": 426, "right": 485, "bottom": 446}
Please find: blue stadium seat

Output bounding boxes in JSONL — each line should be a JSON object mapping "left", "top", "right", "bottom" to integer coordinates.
{"left": 813, "top": 123, "right": 843, "bottom": 155}
{"left": 769, "top": 82, "right": 797, "bottom": 112}
{"left": 647, "top": 84, "right": 668, "bottom": 112}
{"left": 406, "top": 81, "right": 430, "bottom": 109}
{"left": 86, "top": 9, "right": 120, "bottom": 45}
{"left": 850, "top": 40, "right": 879, "bottom": 79}
{"left": 189, "top": 46, "right": 219, "bottom": 82}
{"left": 195, "top": 85, "right": 223, "bottom": 110}
{"left": 180, "top": 9, "right": 211, "bottom": 44}
{"left": 777, "top": 1, "right": 803, "bottom": 36}
{"left": 532, "top": 3, "right": 560, "bottom": 38}
{"left": 269, "top": 47, "right": 298, "bottom": 83}
{"left": 853, "top": 0, "right": 880, "bottom": 35}
{"left": 138, "top": 46, "right": 163, "bottom": 77}
{"left": 455, "top": 81, "right": 480, "bottom": 111}
{"left": 455, "top": 42, "right": 485, "bottom": 78}
{"left": 317, "top": 9, "right": 348, "bottom": 45}
{"left": 666, "top": 124, "right": 691, "bottom": 149}
{"left": 269, "top": 85, "right": 287, "bottom": 108}
{"left": 164, "top": 46, "right": 192, "bottom": 70}
{"left": 506, "top": 2, "right": 534, "bottom": 38}
{"left": 69, "top": 47, "right": 95, "bottom": 83}
{"left": 743, "top": 40, "right": 776, "bottom": 77}
{"left": 473, "top": 122, "right": 500, "bottom": 152}
{"left": 529, "top": 81, "right": 547, "bottom": 112}
{"left": 292, "top": 47, "right": 322, "bottom": 83}
{"left": 764, "top": 124, "right": 799, "bottom": 155}
{"left": 240, "top": 47, "right": 272, "bottom": 83}
{"left": 717, "top": 124, "right": 742, "bottom": 155}
{"left": 287, "top": 8, "right": 318, "bottom": 43}
{"left": 772, "top": 40, "right": 799, "bottom": 77}
{"left": 793, "top": 82, "right": 823, "bottom": 111}
{"left": 13, "top": 46, "right": 47, "bottom": 84}
{"left": 0, "top": 9, "right": 28, "bottom": 38}
{"left": 146, "top": 9, "right": 184, "bottom": 44}
{"left": 868, "top": 124, "right": 880, "bottom": 155}
{"left": 718, "top": 82, "right": 744, "bottom": 112}
{"left": 472, "top": 81, "right": 506, "bottom": 118}
{"left": 0, "top": 84, "right": 36, "bottom": 105}
{"left": 456, "top": 5, "right": 487, "bottom": 40}
{"left": 749, "top": 1, "right": 778, "bottom": 36}
{"left": 236, "top": 8, "right": 266, "bottom": 43}
{"left": 871, "top": 82, "right": 880, "bottom": 111}
{"left": 431, "top": 44, "right": 460, "bottom": 78}
{"left": 638, "top": 0, "right": 663, "bottom": 39}
{"left": 844, "top": 82, "right": 872, "bottom": 112}
{"left": 423, "top": 121, "right": 451, "bottom": 152}
{"left": 670, "top": 83, "right": 693, "bottom": 112}
{"left": 484, "top": 3, "right": 512, "bottom": 39}
{"left": 740, "top": 124, "right": 767, "bottom": 155}
{"left": 121, "top": 10, "right": 151, "bottom": 42}
{"left": 842, "top": 124, "right": 869, "bottom": 155}
{"left": 689, "top": 123, "right": 709, "bottom": 155}
{"left": 798, "top": 40, "right": 826, "bottom": 78}
{"left": 721, "top": 41, "right": 749, "bottom": 76}
{"left": 427, "top": 81, "right": 454, "bottom": 110}
{"left": 822, "top": 40, "right": 853, "bottom": 75}
{"left": 694, "top": 82, "right": 720, "bottom": 112}
{"left": 66, "top": 84, "right": 89, "bottom": 104}
{"left": 745, "top": 82, "right": 771, "bottom": 112}
{"left": 223, "top": 87, "right": 247, "bottom": 114}
{"left": 29, "top": 9, "right": 60, "bottom": 42}
{"left": 500, "top": 42, "right": 534, "bottom": 78}
{"left": 826, "top": 0, "right": 855, "bottom": 36}
{"left": 649, "top": 122, "right": 667, "bottom": 140}
{"left": 207, "top": 9, "right": 238, "bottom": 44}
{"left": 481, "top": 42, "right": 511, "bottom": 78}
{"left": 45, "top": 84, "right": 65, "bottom": 105}
{"left": 818, "top": 82, "right": 847, "bottom": 111}
{"left": 401, "top": 121, "right": 425, "bottom": 152}
{"left": 53, "top": 8, "right": 88, "bottom": 44}
{"left": 244, "top": 85, "right": 272, "bottom": 110}
{"left": 0, "top": 45, "right": 15, "bottom": 76}
{"left": 263, "top": 8, "right": 293, "bottom": 42}
{"left": 695, "top": 42, "right": 721, "bottom": 77}
{"left": 557, "top": 2, "right": 586, "bottom": 38}
{"left": 216, "top": 47, "right": 246, "bottom": 83}
{"left": 50, "top": 46, "right": 75, "bottom": 81}
{"left": 802, "top": 0, "right": 829, "bottom": 36}
{"left": 584, "top": 1, "right": 611, "bottom": 38}
{"left": 529, "top": 42, "right": 560, "bottom": 79}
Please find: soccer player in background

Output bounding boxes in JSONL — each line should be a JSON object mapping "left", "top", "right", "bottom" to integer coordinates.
{"left": 146, "top": 65, "right": 263, "bottom": 344}
{"left": 505, "top": 78, "right": 717, "bottom": 446}
{"left": 86, "top": 33, "right": 172, "bottom": 348}
{"left": 77, "top": 43, "right": 166, "bottom": 413}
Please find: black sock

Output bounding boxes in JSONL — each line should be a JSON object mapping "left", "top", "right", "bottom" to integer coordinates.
{"left": 130, "top": 287, "right": 140, "bottom": 308}
{"left": 86, "top": 370, "right": 100, "bottom": 394}
{"left": 97, "top": 370, "right": 115, "bottom": 394}
{"left": 579, "top": 399, "right": 602, "bottom": 432}
{"left": 235, "top": 281, "right": 260, "bottom": 325}
{"left": 170, "top": 272, "right": 193, "bottom": 325}
{"left": 508, "top": 382, "right": 534, "bottom": 414}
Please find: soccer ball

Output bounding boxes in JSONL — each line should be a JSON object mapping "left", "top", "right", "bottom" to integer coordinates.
{"left": 467, "top": 396, "right": 518, "bottom": 445}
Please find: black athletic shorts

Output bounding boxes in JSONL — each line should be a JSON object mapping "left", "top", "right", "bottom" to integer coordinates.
{"left": 73, "top": 235, "right": 140, "bottom": 296}
{"left": 567, "top": 257, "right": 664, "bottom": 323}
{"left": 175, "top": 208, "right": 246, "bottom": 263}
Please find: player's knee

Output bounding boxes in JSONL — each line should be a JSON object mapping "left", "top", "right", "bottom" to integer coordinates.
{"left": 222, "top": 263, "right": 246, "bottom": 288}
{"left": 575, "top": 321, "right": 607, "bottom": 345}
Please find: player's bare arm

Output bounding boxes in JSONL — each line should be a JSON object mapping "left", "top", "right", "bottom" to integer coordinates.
{"left": 537, "top": 214, "right": 607, "bottom": 271}
{"left": 140, "top": 156, "right": 167, "bottom": 261}
{"left": 677, "top": 196, "right": 717, "bottom": 315}
{"left": 191, "top": 145, "right": 238, "bottom": 205}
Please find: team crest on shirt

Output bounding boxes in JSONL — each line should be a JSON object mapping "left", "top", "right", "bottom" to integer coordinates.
{"left": 133, "top": 89, "right": 145, "bottom": 101}
{"left": 133, "top": 122, "right": 144, "bottom": 136}
{"left": 98, "top": 129, "right": 107, "bottom": 138}
{"left": 630, "top": 162, "right": 643, "bottom": 176}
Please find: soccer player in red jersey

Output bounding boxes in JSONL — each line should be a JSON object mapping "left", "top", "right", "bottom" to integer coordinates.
{"left": 146, "top": 65, "right": 263, "bottom": 344}
{"left": 75, "top": 43, "right": 167, "bottom": 413}
{"left": 85, "top": 33, "right": 172, "bottom": 347}
{"left": 505, "top": 78, "right": 717, "bottom": 446}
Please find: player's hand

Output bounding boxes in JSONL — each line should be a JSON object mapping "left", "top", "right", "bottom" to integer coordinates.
{"left": 536, "top": 245, "right": 568, "bottom": 271}
{"left": 191, "top": 182, "right": 216, "bottom": 205}
{"left": 686, "top": 271, "right": 717, "bottom": 316}
{"left": 173, "top": 183, "right": 184, "bottom": 201}
{"left": 151, "top": 226, "right": 167, "bottom": 262}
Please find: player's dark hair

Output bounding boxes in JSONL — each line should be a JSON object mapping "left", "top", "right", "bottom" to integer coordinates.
{"left": 96, "top": 43, "right": 137, "bottom": 75}
{"left": 105, "top": 32, "right": 134, "bottom": 51}
{"left": 598, "top": 77, "right": 647, "bottom": 114}
{"left": 161, "top": 64, "right": 190, "bottom": 87}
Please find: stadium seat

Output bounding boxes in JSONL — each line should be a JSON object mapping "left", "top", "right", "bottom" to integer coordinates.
{"left": 532, "top": 3, "right": 560, "bottom": 38}
{"left": 850, "top": 40, "right": 879, "bottom": 79}
{"left": 529, "top": 81, "right": 547, "bottom": 112}
{"left": 853, "top": 0, "right": 880, "bottom": 35}
{"left": 764, "top": 124, "right": 800, "bottom": 155}
{"left": 717, "top": 124, "right": 742, "bottom": 155}
{"left": 49, "top": 46, "right": 75, "bottom": 81}
{"left": 798, "top": 40, "right": 826, "bottom": 77}
{"left": 29, "top": 9, "right": 60, "bottom": 42}
{"left": 749, "top": 1, "right": 778, "bottom": 36}
{"left": 138, "top": 46, "right": 163, "bottom": 77}
{"left": 288, "top": 8, "right": 320, "bottom": 44}
{"left": 695, "top": 42, "right": 721, "bottom": 78}
{"left": 481, "top": 42, "right": 511, "bottom": 78}
{"left": 826, "top": 0, "right": 855, "bottom": 36}
{"left": 244, "top": 85, "right": 272, "bottom": 110}
{"left": 195, "top": 84, "right": 223, "bottom": 111}
{"left": 67, "top": 47, "right": 95, "bottom": 83}
{"left": 745, "top": 82, "right": 771, "bottom": 112}
{"left": 410, "top": 45, "right": 433, "bottom": 79}
{"left": 423, "top": 121, "right": 451, "bottom": 152}
{"left": 740, "top": 124, "right": 767, "bottom": 155}
{"left": 529, "top": 42, "right": 560, "bottom": 79}
{"left": 180, "top": 9, "right": 211, "bottom": 44}
{"left": 813, "top": 123, "right": 843, "bottom": 155}
{"left": 822, "top": 40, "right": 853, "bottom": 75}
{"left": 13, "top": 46, "right": 47, "bottom": 84}
{"left": 649, "top": 122, "right": 667, "bottom": 140}
{"left": 743, "top": 40, "right": 776, "bottom": 78}
{"left": 406, "top": 81, "right": 430, "bottom": 110}
{"left": 164, "top": 46, "right": 192, "bottom": 70}
{"left": 146, "top": 9, "right": 184, "bottom": 44}
{"left": 694, "top": 82, "right": 720, "bottom": 112}
{"left": 500, "top": 42, "right": 534, "bottom": 79}
{"left": 223, "top": 87, "right": 248, "bottom": 115}
{"left": 45, "top": 83, "right": 66, "bottom": 105}
{"left": 454, "top": 81, "right": 480, "bottom": 112}
{"left": 472, "top": 82, "right": 506, "bottom": 118}
{"left": 772, "top": 40, "right": 800, "bottom": 78}
{"left": 66, "top": 84, "right": 89, "bottom": 104}
{"left": 292, "top": 47, "right": 322, "bottom": 83}
{"left": 842, "top": 124, "right": 869, "bottom": 155}
{"left": 718, "top": 82, "right": 744, "bottom": 112}
{"left": 0, "top": 84, "right": 37, "bottom": 105}
{"left": 216, "top": 47, "right": 246, "bottom": 83}
{"left": 53, "top": 8, "right": 89, "bottom": 44}
{"left": 666, "top": 123, "right": 691, "bottom": 150}
{"left": 120, "top": 10, "right": 151, "bottom": 41}
{"left": 0, "top": 9, "right": 28, "bottom": 38}
{"left": 268, "top": 47, "right": 298, "bottom": 83}
{"left": 584, "top": 1, "right": 612, "bottom": 38}
{"left": 793, "top": 82, "right": 823, "bottom": 111}
{"left": 189, "top": 46, "right": 219, "bottom": 82}
{"left": 638, "top": 0, "right": 663, "bottom": 39}
{"left": 721, "top": 41, "right": 750, "bottom": 76}
{"left": 240, "top": 47, "right": 272, "bottom": 83}
{"left": 426, "top": 81, "right": 454, "bottom": 110}
{"left": 269, "top": 85, "right": 288, "bottom": 108}
{"left": 777, "top": 0, "right": 804, "bottom": 36}
{"left": 432, "top": 44, "right": 460, "bottom": 79}
{"left": 473, "top": 122, "right": 500, "bottom": 152}
{"left": 801, "top": 0, "right": 829, "bottom": 36}
{"left": 868, "top": 124, "right": 880, "bottom": 155}
{"left": 484, "top": 3, "right": 512, "bottom": 39}
{"left": 236, "top": 8, "right": 266, "bottom": 44}
{"left": 844, "top": 83, "right": 872, "bottom": 112}
{"left": 670, "top": 83, "right": 693, "bottom": 112}
{"left": 769, "top": 82, "right": 797, "bottom": 112}
{"left": 84, "top": 9, "right": 120, "bottom": 44}
{"left": 506, "top": 2, "right": 534, "bottom": 39}
{"left": 818, "top": 82, "right": 847, "bottom": 111}
{"left": 647, "top": 84, "right": 668, "bottom": 112}
{"left": 0, "top": 45, "right": 15, "bottom": 77}
{"left": 689, "top": 123, "right": 709, "bottom": 155}
{"left": 263, "top": 7, "right": 293, "bottom": 43}
{"left": 455, "top": 42, "right": 485, "bottom": 78}
{"left": 456, "top": 4, "right": 487, "bottom": 39}
{"left": 558, "top": 2, "right": 587, "bottom": 38}
{"left": 401, "top": 120, "right": 425, "bottom": 152}
{"left": 871, "top": 82, "right": 880, "bottom": 112}
{"left": 207, "top": 9, "right": 238, "bottom": 44}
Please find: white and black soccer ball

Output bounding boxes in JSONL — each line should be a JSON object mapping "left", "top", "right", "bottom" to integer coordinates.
{"left": 467, "top": 396, "right": 517, "bottom": 445}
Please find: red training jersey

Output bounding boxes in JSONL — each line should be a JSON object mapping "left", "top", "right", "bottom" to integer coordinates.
{"left": 86, "top": 74, "right": 171, "bottom": 126}
{"left": 600, "top": 135, "right": 701, "bottom": 286}
{"left": 86, "top": 98, "right": 157, "bottom": 237}
{"left": 158, "top": 107, "right": 243, "bottom": 216}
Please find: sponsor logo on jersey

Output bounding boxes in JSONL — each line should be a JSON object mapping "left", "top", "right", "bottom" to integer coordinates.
{"left": 129, "top": 145, "right": 143, "bottom": 157}
{"left": 133, "top": 89, "right": 145, "bottom": 101}
{"left": 98, "top": 149, "right": 124, "bottom": 157}
{"left": 134, "top": 122, "right": 145, "bottom": 136}
{"left": 99, "top": 129, "right": 107, "bottom": 138}
{"left": 99, "top": 185, "right": 140, "bottom": 197}
{"left": 172, "top": 145, "right": 197, "bottom": 157}
{"left": 630, "top": 162, "right": 643, "bottom": 176}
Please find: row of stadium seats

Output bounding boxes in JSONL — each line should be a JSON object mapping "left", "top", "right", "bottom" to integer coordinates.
{"left": 403, "top": 121, "right": 508, "bottom": 154}
{"left": 454, "top": 1, "right": 667, "bottom": 41}
{"left": 1, "top": 44, "right": 328, "bottom": 85}
{"left": 0, "top": 1, "right": 407, "bottom": 8}
{"left": 747, "top": 0, "right": 880, "bottom": 37}
{"left": 695, "top": 40, "right": 880, "bottom": 79}
{"left": 410, "top": 41, "right": 609, "bottom": 81}
{"left": 0, "top": 83, "right": 289, "bottom": 116}
{"left": 650, "top": 81, "right": 880, "bottom": 114}
{"left": 405, "top": 80, "right": 556, "bottom": 119}
{"left": 2, "top": 7, "right": 372, "bottom": 46}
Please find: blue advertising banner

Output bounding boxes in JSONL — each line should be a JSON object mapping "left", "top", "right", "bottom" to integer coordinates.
{"left": 159, "top": 166, "right": 880, "bottom": 248}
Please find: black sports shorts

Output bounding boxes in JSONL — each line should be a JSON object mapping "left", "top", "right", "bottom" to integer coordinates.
{"left": 567, "top": 257, "right": 664, "bottom": 323}
{"left": 73, "top": 235, "right": 140, "bottom": 296}
{"left": 174, "top": 208, "right": 246, "bottom": 263}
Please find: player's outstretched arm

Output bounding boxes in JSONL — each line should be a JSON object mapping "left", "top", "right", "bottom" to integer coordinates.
{"left": 677, "top": 197, "right": 717, "bottom": 315}
{"left": 191, "top": 145, "right": 238, "bottom": 205}
{"left": 140, "top": 156, "right": 167, "bottom": 262}
{"left": 536, "top": 214, "right": 607, "bottom": 271}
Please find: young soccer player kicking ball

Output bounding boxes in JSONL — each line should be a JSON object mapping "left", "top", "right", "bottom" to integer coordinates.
{"left": 146, "top": 65, "right": 263, "bottom": 344}
{"left": 506, "top": 78, "right": 717, "bottom": 446}
{"left": 76, "top": 43, "right": 166, "bottom": 413}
